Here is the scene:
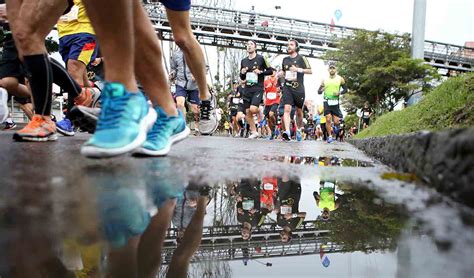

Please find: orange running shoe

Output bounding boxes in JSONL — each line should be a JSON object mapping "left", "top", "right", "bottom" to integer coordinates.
{"left": 13, "top": 115, "right": 57, "bottom": 142}
{"left": 74, "top": 87, "right": 101, "bottom": 108}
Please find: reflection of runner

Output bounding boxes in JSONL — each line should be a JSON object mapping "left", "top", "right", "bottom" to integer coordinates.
{"left": 260, "top": 176, "right": 278, "bottom": 211}
{"left": 314, "top": 181, "right": 341, "bottom": 221}
{"left": 276, "top": 178, "right": 306, "bottom": 243}
{"left": 236, "top": 179, "right": 265, "bottom": 240}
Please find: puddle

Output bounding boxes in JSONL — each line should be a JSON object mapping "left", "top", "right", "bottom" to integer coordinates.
{"left": 262, "top": 155, "right": 374, "bottom": 167}
{"left": 1, "top": 175, "right": 473, "bottom": 277}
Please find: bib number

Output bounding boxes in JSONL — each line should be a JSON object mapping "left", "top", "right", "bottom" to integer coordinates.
{"left": 246, "top": 72, "right": 258, "bottom": 85}
{"left": 59, "top": 5, "right": 79, "bottom": 22}
{"left": 266, "top": 92, "right": 277, "bottom": 100}
{"left": 285, "top": 71, "right": 297, "bottom": 81}
{"left": 327, "top": 99, "right": 339, "bottom": 106}
{"left": 263, "top": 183, "right": 274, "bottom": 190}
{"left": 232, "top": 98, "right": 240, "bottom": 104}
{"left": 280, "top": 206, "right": 292, "bottom": 214}
{"left": 242, "top": 200, "right": 254, "bottom": 210}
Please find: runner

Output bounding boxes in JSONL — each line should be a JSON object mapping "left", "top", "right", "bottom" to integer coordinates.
{"left": 277, "top": 177, "right": 306, "bottom": 243}
{"left": 263, "top": 70, "right": 280, "bottom": 139}
{"left": 169, "top": 47, "right": 200, "bottom": 132}
{"left": 318, "top": 63, "right": 347, "bottom": 143}
{"left": 314, "top": 181, "right": 341, "bottom": 221}
{"left": 55, "top": 0, "right": 101, "bottom": 136}
{"left": 239, "top": 40, "right": 273, "bottom": 139}
{"left": 227, "top": 82, "right": 242, "bottom": 137}
{"left": 361, "top": 101, "right": 373, "bottom": 129}
{"left": 278, "top": 39, "right": 312, "bottom": 141}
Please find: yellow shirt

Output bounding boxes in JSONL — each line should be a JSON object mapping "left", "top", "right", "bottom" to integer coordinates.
{"left": 57, "top": 0, "right": 95, "bottom": 38}
{"left": 319, "top": 105, "right": 326, "bottom": 124}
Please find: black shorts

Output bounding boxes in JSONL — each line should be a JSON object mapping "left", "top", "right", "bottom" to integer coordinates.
{"left": 230, "top": 108, "right": 238, "bottom": 117}
{"left": 263, "top": 104, "right": 278, "bottom": 117}
{"left": 323, "top": 101, "right": 343, "bottom": 119}
{"left": 242, "top": 86, "right": 263, "bottom": 111}
{"left": 362, "top": 117, "right": 370, "bottom": 125}
{"left": 282, "top": 87, "right": 305, "bottom": 109}
{"left": 0, "top": 38, "right": 25, "bottom": 81}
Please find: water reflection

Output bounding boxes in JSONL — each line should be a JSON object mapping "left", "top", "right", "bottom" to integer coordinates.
{"left": 2, "top": 171, "right": 474, "bottom": 277}
{"left": 263, "top": 155, "right": 374, "bottom": 167}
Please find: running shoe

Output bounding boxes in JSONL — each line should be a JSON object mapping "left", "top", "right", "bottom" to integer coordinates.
{"left": 327, "top": 136, "right": 335, "bottom": 144}
{"left": 282, "top": 131, "right": 291, "bottom": 141}
{"left": 69, "top": 105, "right": 100, "bottom": 133}
{"left": 0, "top": 88, "right": 8, "bottom": 123}
{"left": 81, "top": 82, "right": 157, "bottom": 158}
{"left": 13, "top": 115, "right": 57, "bottom": 142}
{"left": 74, "top": 87, "right": 101, "bottom": 108}
{"left": 296, "top": 129, "right": 302, "bottom": 142}
{"left": 56, "top": 118, "right": 75, "bottom": 136}
{"left": 248, "top": 131, "right": 260, "bottom": 139}
{"left": 198, "top": 92, "right": 218, "bottom": 135}
{"left": 3, "top": 120, "right": 16, "bottom": 130}
{"left": 134, "top": 106, "right": 189, "bottom": 157}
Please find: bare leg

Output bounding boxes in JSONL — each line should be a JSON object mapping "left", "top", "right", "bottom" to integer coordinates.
{"left": 326, "top": 114, "right": 333, "bottom": 136}
{"left": 246, "top": 106, "right": 258, "bottom": 133}
{"left": 295, "top": 107, "right": 303, "bottom": 129}
{"left": 108, "top": 236, "right": 140, "bottom": 278}
{"left": 0, "top": 77, "right": 31, "bottom": 98}
{"left": 137, "top": 199, "right": 176, "bottom": 278}
{"left": 133, "top": 0, "right": 177, "bottom": 116}
{"left": 283, "top": 104, "right": 292, "bottom": 132}
{"left": 82, "top": 0, "right": 137, "bottom": 92}
{"left": 166, "top": 196, "right": 208, "bottom": 278}
{"left": 166, "top": 9, "right": 210, "bottom": 100}
{"left": 176, "top": 96, "right": 187, "bottom": 118}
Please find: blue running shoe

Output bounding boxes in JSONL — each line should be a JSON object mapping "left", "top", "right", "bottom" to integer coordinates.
{"left": 81, "top": 83, "right": 157, "bottom": 158}
{"left": 327, "top": 136, "right": 335, "bottom": 144}
{"left": 296, "top": 129, "right": 302, "bottom": 142}
{"left": 134, "top": 106, "right": 190, "bottom": 156}
{"left": 56, "top": 118, "right": 75, "bottom": 136}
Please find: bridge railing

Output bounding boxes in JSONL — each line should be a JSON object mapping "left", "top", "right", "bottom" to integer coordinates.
{"left": 144, "top": 3, "right": 473, "bottom": 70}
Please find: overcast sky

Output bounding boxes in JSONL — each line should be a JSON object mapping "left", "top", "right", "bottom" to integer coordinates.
{"left": 230, "top": 0, "right": 473, "bottom": 46}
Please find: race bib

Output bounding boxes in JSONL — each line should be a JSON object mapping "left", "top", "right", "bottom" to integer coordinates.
{"left": 59, "top": 5, "right": 79, "bottom": 22}
{"left": 285, "top": 71, "right": 297, "bottom": 81}
{"left": 266, "top": 92, "right": 277, "bottom": 100}
{"left": 242, "top": 200, "right": 254, "bottom": 210}
{"left": 280, "top": 206, "right": 292, "bottom": 214}
{"left": 232, "top": 98, "right": 240, "bottom": 104}
{"left": 327, "top": 99, "right": 339, "bottom": 106}
{"left": 263, "top": 183, "right": 274, "bottom": 190}
{"left": 363, "top": 112, "right": 370, "bottom": 117}
{"left": 246, "top": 72, "right": 258, "bottom": 85}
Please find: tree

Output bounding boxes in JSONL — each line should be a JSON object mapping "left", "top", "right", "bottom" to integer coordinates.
{"left": 324, "top": 30, "right": 439, "bottom": 114}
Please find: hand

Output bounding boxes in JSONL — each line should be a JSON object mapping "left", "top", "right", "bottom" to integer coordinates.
{"left": 334, "top": 91, "right": 340, "bottom": 97}
{"left": 277, "top": 71, "right": 284, "bottom": 78}
{"left": 290, "top": 65, "right": 298, "bottom": 72}
{"left": 237, "top": 208, "right": 244, "bottom": 214}
{"left": 241, "top": 67, "right": 248, "bottom": 74}
{"left": 253, "top": 68, "right": 262, "bottom": 75}
{"left": 91, "top": 57, "right": 102, "bottom": 66}
{"left": 284, "top": 213, "right": 292, "bottom": 220}
{"left": 190, "top": 74, "right": 195, "bottom": 81}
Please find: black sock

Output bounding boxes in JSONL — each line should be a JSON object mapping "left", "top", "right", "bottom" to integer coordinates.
{"left": 23, "top": 54, "right": 53, "bottom": 116}
{"left": 50, "top": 58, "right": 82, "bottom": 112}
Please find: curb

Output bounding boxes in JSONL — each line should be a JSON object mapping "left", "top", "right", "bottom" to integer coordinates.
{"left": 349, "top": 128, "right": 474, "bottom": 207}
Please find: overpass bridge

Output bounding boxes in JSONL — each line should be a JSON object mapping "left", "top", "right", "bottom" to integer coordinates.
{"left": 144, "top": 3, "right": 473, "bottom": 72}
{"left": 159, "top": 221, "right": 382, "bottom": 265}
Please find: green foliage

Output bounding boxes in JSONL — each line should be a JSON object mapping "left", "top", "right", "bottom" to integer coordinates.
{"left": 343, "top": 113, "right": 359, "bottom": 129}
{"left": 324, "top": 30, "right": 439, "bottom": 113}
{"left": 356, "top": 73, "right": 474, "bottom": 138}
{"left": 45, "top": 36, "right": 59, "bottom": 54}
{"left": 317, "top": 184, "right": 408, "bottom": 253}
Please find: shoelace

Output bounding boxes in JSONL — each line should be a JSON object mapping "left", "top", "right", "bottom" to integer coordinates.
{"left": 96, "top": 94, "right": 132, "bottom": 130}
{"left": 147, "top": 116, "right": 171, "bottom": 141}
{"left": 200, "top": 102, "right": 210, "bottom": 121}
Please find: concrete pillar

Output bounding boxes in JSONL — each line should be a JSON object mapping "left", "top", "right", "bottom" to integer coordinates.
{"left": 411, "top": 0, "right": 427, "bottom": 59}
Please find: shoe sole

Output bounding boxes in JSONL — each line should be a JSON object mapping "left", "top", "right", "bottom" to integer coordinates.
{"left": 81, "top": 108, "right": 157, "bottom": 158}
{"left": 13, "top": 133, "right": 58, "bottom": 142}
{"left": 134, "top": 126, "right": 190, "bottom": 157}
{"left": 57, "top": 126, "right": 75, "bottom": 136}
{"left": 69, "top": 107, "right": 98, "bottom": 134}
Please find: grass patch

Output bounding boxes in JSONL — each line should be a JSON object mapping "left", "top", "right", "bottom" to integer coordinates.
{"left": 356, "top": 73, "right": 474, "bottom": 138}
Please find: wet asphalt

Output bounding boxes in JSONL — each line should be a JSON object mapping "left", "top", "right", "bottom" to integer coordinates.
{"left": 0, "top": 131, "right": 473, "bottom": 277}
